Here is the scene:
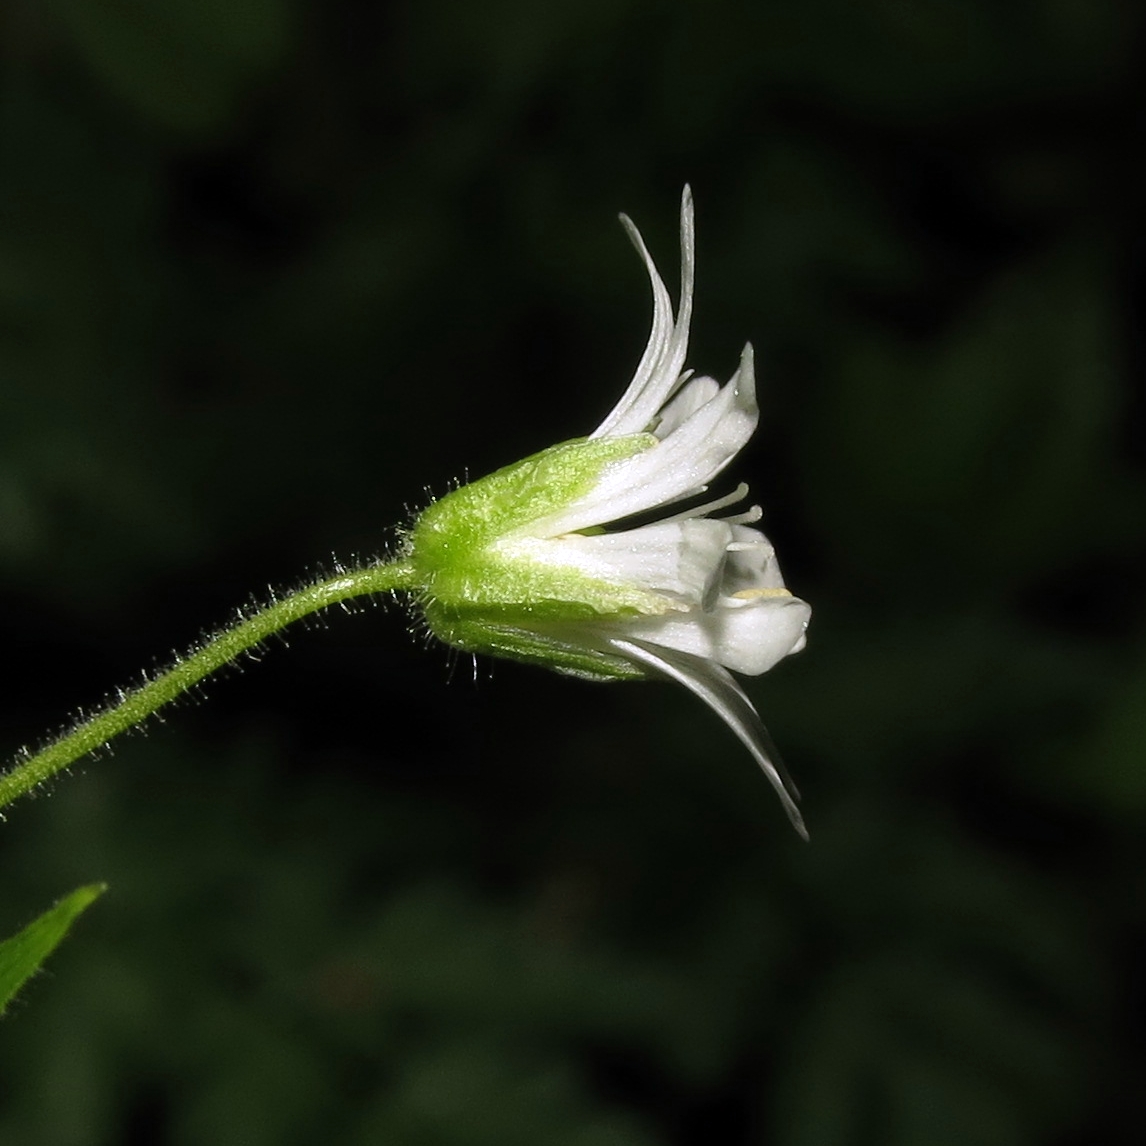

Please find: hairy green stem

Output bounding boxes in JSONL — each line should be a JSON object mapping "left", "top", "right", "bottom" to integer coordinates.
{"left": 0, "top": 561, "right": 419, "bottom": 812}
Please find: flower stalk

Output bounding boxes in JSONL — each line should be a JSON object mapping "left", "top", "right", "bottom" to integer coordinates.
{"left": 0, "top": 561, "right": 418, "bottom": 812}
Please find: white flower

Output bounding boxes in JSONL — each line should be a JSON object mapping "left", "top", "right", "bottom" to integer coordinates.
{"left": 408, "top": 187, "right": 811, "bottom": 837}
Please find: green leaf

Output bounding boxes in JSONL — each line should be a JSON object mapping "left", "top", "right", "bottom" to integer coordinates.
{"left": 0, "top": 883, "right": 107, "bottom": 1017}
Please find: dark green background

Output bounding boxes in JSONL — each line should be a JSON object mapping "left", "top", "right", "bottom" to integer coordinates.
{"left": 1, "top": 1, "right": 1143, "bottom": 1143}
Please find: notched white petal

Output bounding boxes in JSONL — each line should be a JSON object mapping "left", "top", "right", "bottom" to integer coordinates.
{"left": 655, "top": 375, "right": 719, "bottom": 438}
{"left": 609, "top": 638, "right": 808, "bottom": 840}
{"left": 614, "top": 594, "right": 811, "bottom": 675}
{"left": 592, "top": 213, "right": 674, "bottom": 438}
{"left": 658, "top": 183, "right": 695, "bottom": 410}
{"left": 615, "top": 343, "right": 759, "bottom": 511}
{"left": 553, "top": 342, "right": 761, "bottom": 531}
{"left": 723, "top": 524, "right": 787, "bottom": 593}
{"left": 521, "top": 518, "right": 733, "bottom": 608}
{"left": 592, "top": 187, "right": 696, "bottom": 440}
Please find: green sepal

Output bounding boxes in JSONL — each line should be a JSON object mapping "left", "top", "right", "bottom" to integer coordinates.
{"left": 0, "top": 883, "right": 107, "bottom": 1017}
{"left": 422, "top": 606, "right": 647, "bottom": 682}
{"left": 410, "top": 433, "right": 655, "bottom": 565}
{"left": 409, "top": 434, "right": 668, "bottom": 678}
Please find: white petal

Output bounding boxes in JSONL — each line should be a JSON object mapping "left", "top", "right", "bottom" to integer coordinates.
{"left": 593, "top": 217, "right": 674, "bottom": 435}
{"left": 614, "top": 593, "right": 811, "bottom": 675}
{"left": 608, "top": 637, "right": 808, "bottom": 840}
{"left": 592, "top": 187, "right": 695, "bottom": 439}
{"left": 722, "top": 524, "right": 787, "bottom": 594}
{"left": 505, "top": 518, "right": 733, "bottom": 608}
{"left": 546, "top": 343, "right": 758, "bottom": 532}
{"left": 621, "top": 342, "right": 758, "bottom": 506}
{"left": 654, "top": 375, "right": 719, "bottom": 439}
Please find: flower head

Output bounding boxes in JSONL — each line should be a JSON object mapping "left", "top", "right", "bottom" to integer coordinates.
{"left": 406, "top": 188, "right": 811, "bottom": 837}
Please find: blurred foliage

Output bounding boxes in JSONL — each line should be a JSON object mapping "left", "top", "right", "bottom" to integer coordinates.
{"left": 1, "top": 0, "right": 1144, "bottom": 1143}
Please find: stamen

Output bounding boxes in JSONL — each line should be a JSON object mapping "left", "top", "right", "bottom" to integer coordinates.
{"left": 657, "top": 482, "right": 750, "bottom": 523}
{"left": 723, "top": 504, "right": 762, "bottom": 525}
